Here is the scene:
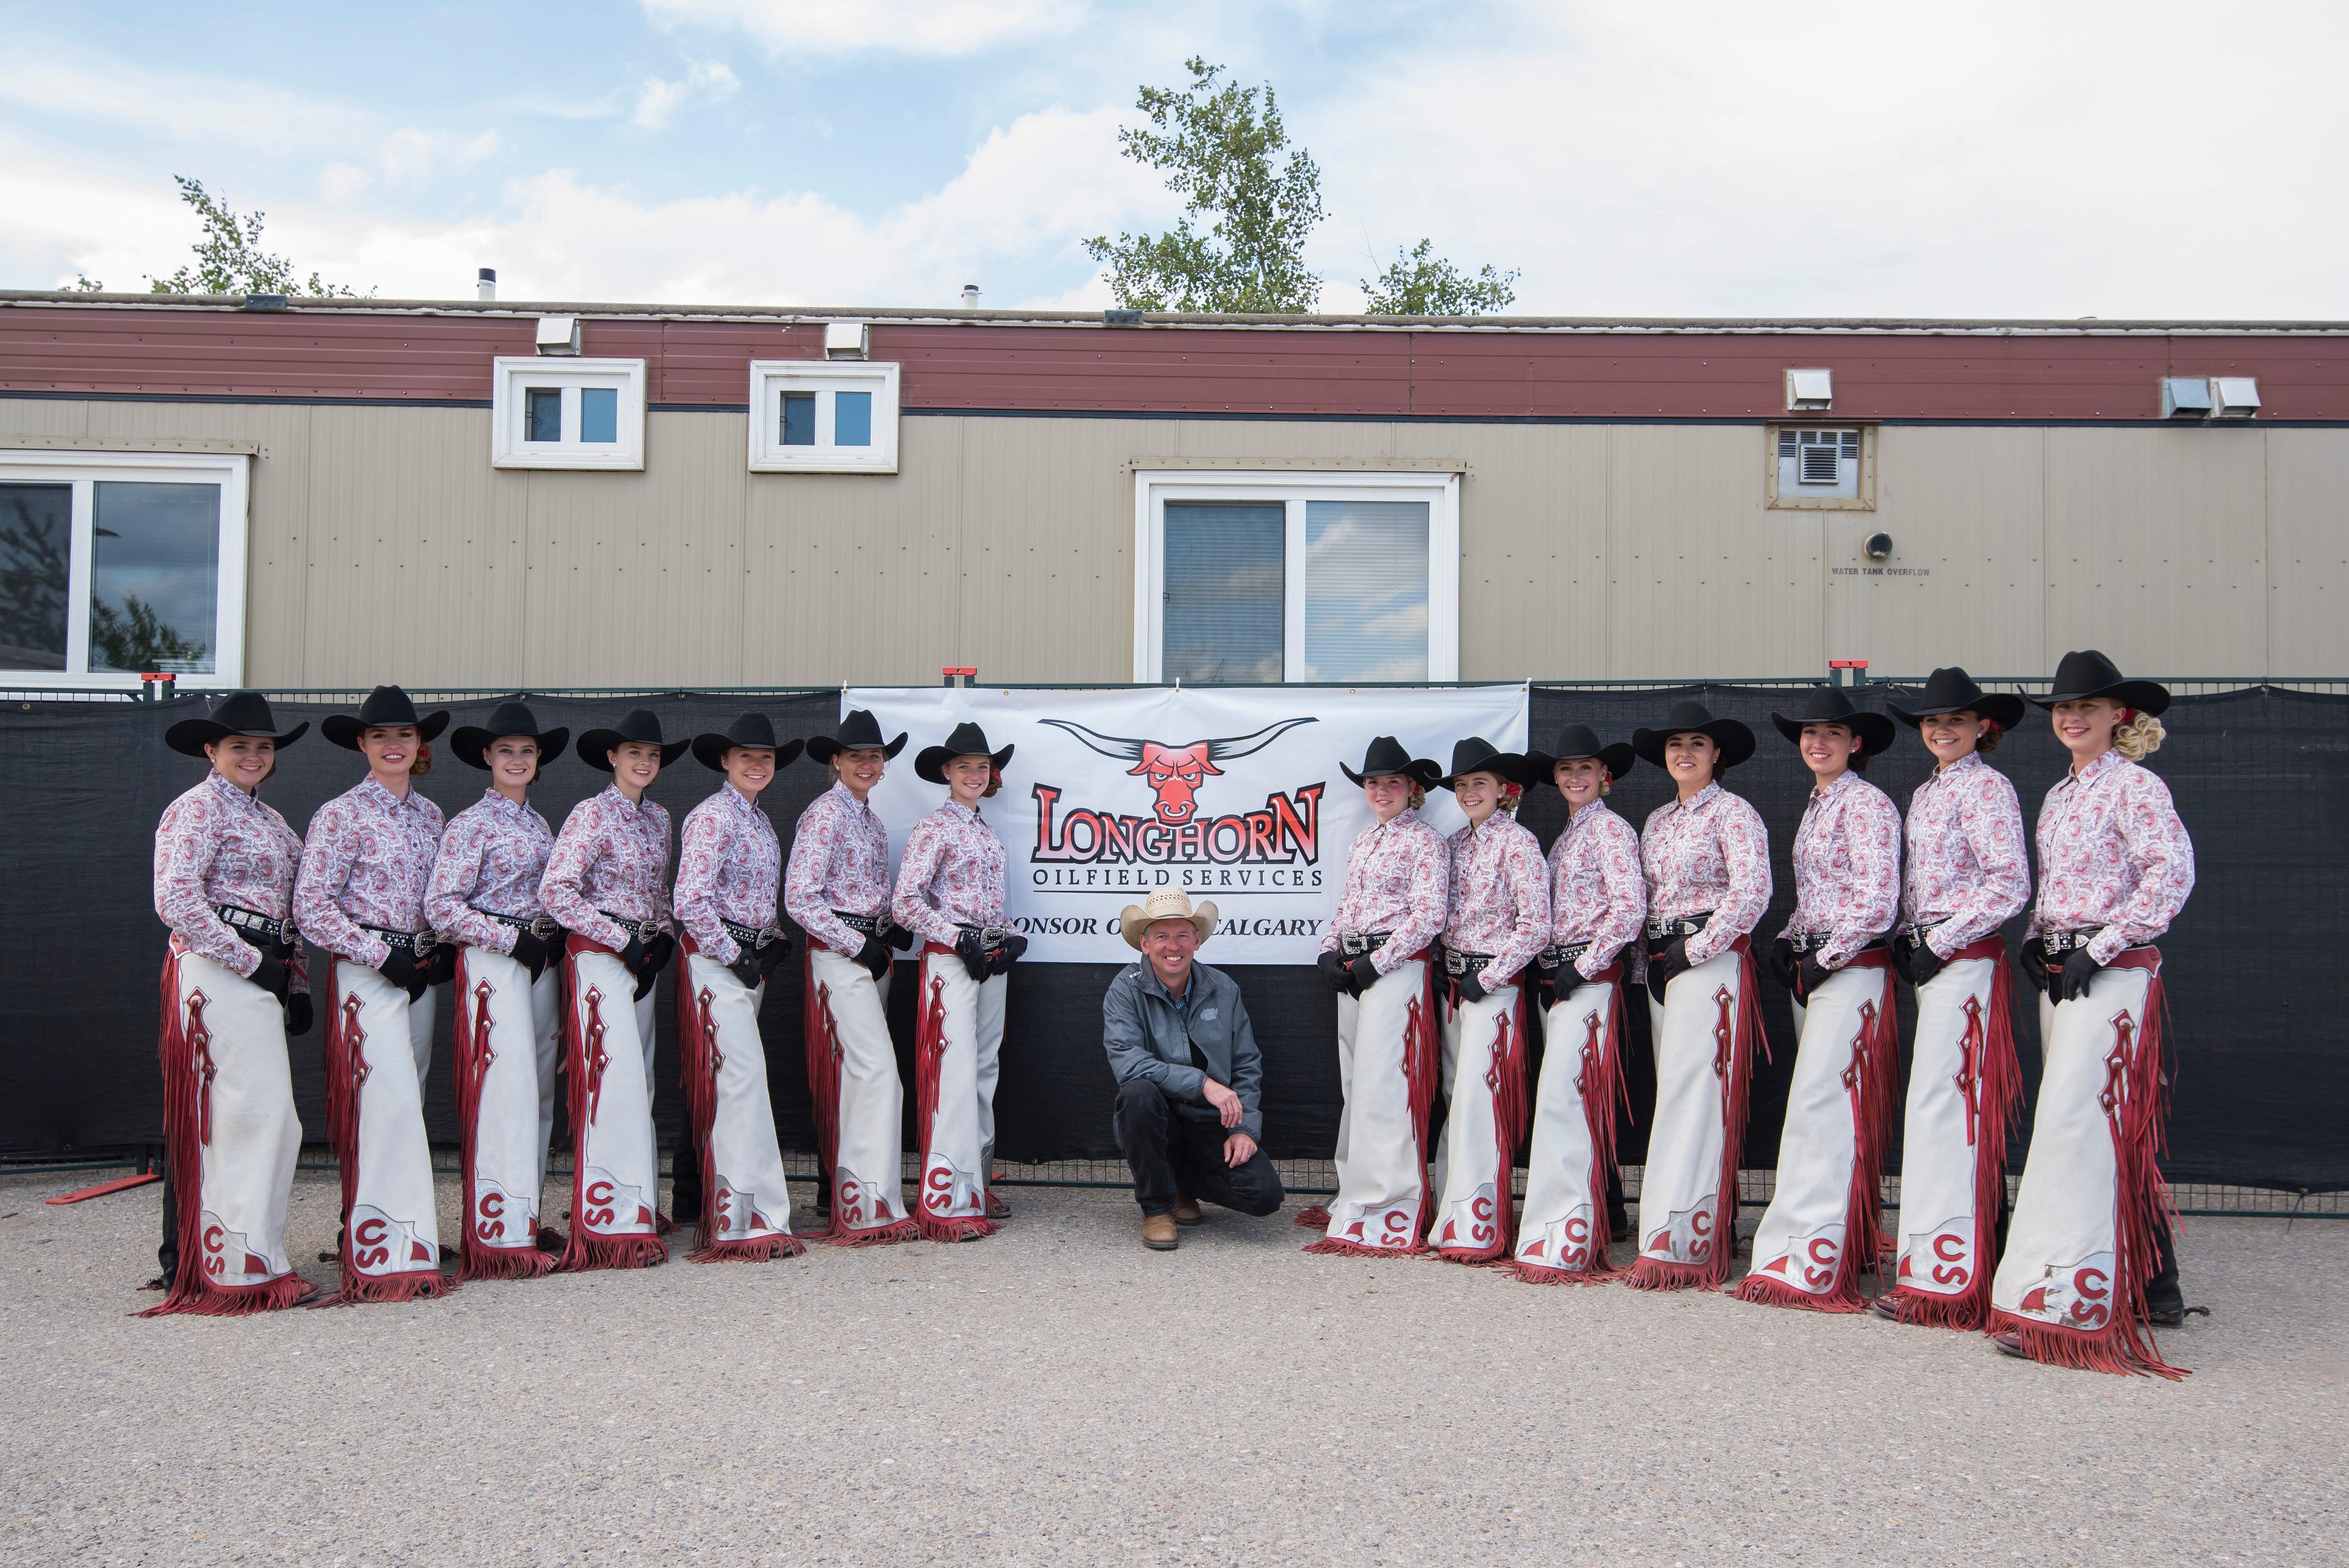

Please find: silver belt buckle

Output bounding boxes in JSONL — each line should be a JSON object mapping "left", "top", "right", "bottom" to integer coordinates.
{"left": 978, "top": 924, "right": 1007, "bottom": 949}
{"left": 412, "top": 927, "right": 437, "bottom": 957}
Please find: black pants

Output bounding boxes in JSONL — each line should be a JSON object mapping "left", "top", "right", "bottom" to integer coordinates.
{"left": 671, "top": 1128, "right": 705, "bottom": 1229}
{"left": 1113, "top": 1079, "right": 1284, "bottom": 1218}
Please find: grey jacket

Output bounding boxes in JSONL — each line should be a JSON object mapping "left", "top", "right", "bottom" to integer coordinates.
{"left": 1100, "top": 958, "right": 1264, "bottom": 1141}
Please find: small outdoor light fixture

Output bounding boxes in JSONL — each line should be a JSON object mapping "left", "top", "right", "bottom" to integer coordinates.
{"left": 1785, "top": 368, "right": 1834, "bottom": 412}
{"left": 2160, "top": 377, "right": 2214, "bottom": 419}
{"left": 824, "top": 321, "right": 870, "bottom": 360}
{"left": 2211, "top": 377, "right": 2262, "bottom": 419}
{"left": 536, "top": 316, "right": 581, "bottom": 355}
{"left": 1864, "top": 532, "right": 1894, "bottom": 561}
{"left": 477, "top": 267, "right": 498, "bottom": 301}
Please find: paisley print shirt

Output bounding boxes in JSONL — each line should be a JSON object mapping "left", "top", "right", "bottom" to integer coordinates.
{"left": 1901, "top": 752, "right": 2030, "bottom": 958}
{"left": 674, "top": 783, "right": 781, "bottom": 965}
{"left": 1546, "top": 798, "right": 1648, "bottom": 980}
{"left": 293, "top": 776, "right": 445, "bottom": 968}
{"left": 153, "top": 769, "right": 309, "bottom": 990}
{"left": 2025, "top": 748, "right": 2196, "bottom": 965}
{"left": 1319, "top": 809, "right": 1449, "bottom": 976}
{"left": 1440, "top": 812, "right": 1552, "bottom": 985}
{"left": 785, "top": 782, "right": 894, "bottom": 956}
{"left": 539, "top": 785, "right": 674, "bottom": 954}
{"left": 1784, "top": 770, "right": 1903, "bottom": 970}
{"left": 1640, "top": 782, "right": 1773, "bottom": 966}
{"left": 892, "top": 799, "right": 1007, "bottom": 949}
{"left": 425, "top": 789, "right": 554, "bottom": 955}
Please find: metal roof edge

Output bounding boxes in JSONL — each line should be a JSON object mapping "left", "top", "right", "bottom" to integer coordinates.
{"left": 4, "top": 291, "right": 2347, "bottom": 336}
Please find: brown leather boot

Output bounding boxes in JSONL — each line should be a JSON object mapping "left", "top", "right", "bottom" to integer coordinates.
{"left": 1171, "top": 1193, "right": 1203, "bottom": 1227}
{"left": 1142, "top": 1213, "right": 1179, "bottom": 1250}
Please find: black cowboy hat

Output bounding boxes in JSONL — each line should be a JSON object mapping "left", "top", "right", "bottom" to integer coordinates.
{"left": 692, "top": 711, "right": 807, "bottom": 772}
{"left": 450, "top": 700, "right": 570, "bottom": 771}
{"left": 1769, "top": 685, "right": 1897, "bottom": 758}
{"left": 321, "top": 685, "right": 451, "bottom": 751}
{"left": 164, "top": 690, "right": 309, "bottom": 758}
{"left": 1435, "top": 736, "right": 1537, "bottom": 790}
{"left": 1886, "top": 666, "right": 2028, "bottom": 732}
{"left": 1339, "top": 735, "right": 1443, "bottom": 790}
{"left": 806, "top": 708, "right": 908, "bottom": 765}
{"left": 1631, "top": 700, "right": 1756, "bottom": 770}
{"left": 2030, "top": 650, "right": 2171, "bottom": 717}
{"left": 1524, "top": 723, "right": 1637, "bottom": 785}
{"left": 915, "top": 721, "right": 1013, "bottom": 785}
{"left": 576, "top": 708, "right": 692, "bottom": 771}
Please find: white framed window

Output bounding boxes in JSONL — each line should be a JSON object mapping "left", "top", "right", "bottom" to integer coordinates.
{"left": 0, "top": 450, "right": 249, "bottom": 689}
{"left": 1766, "top": 424, "right": 1875, "bottom": 511}
{"left": 490, "top": 357, "right": 647, "bottom": 470}
{"left": 1131, "top": 471, "right": 1460, "bottom": 683}
{"left": 746, "top": 360, "right": 900, "bottom": 473}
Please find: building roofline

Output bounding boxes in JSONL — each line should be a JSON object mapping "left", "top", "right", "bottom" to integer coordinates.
{"left": 5, "top": 289, "right": 2346, "bottom": 337}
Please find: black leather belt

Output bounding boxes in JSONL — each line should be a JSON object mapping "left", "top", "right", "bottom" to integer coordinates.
{"left": 834, "top": 909, "right": 888, "bottom": 936}
{"left": 1442, "top": 949, "right": 1495, "bottom": 977}
{"left": 215, "top": 904, "right": 296, "bottom": 949}
{"left": 360, "top": 922, "right": 437, "bottom": 957}
{"left": 1645, "top": 912, "right": 1711, "bottom": 940}
{"left": 1894, "top": 917, "right": 1948, "bottom": 954}
{"left": 1784, "top": 931, "right": 1887, "bottom": 955}
{"left": 1535, "top": 941, "right": 1590, "bottom": 969}
{"left": 597, "top": 910, "right": 669, "bottom": 940}
{"left": 484, "top": 910, "right": 561, "bottom": 942}
{"left": 722, "top": 917, "right": 784, "bottom": 949}
{"left": 1338, "top": 931, "right": 1391, "bottom": 956}
{"left": 955, "top": 921, "right": 1009, "bottom": 949}
{"left": 2038, "top": 929, "right": 2100, "bottom": 954}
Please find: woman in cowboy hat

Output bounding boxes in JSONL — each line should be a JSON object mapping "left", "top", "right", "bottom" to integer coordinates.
{"left": 671, "top": 712, "right": 805, "bottom": 1262}
{"left": 787, "top": 709, "right": 920, "bottom": 1245}
{"left": 891, "top": 721, "right": 1025, "bottom": 1241}
{"left": 1512, "top": 725, "right": 1644, "bottom": 1285}
{"left": 1873, "top": 668, "right": 2030, "bottom": 1330}
{"left": 1303, "top": 736, "right": 1448, "bottom": 1257}
{"left": 144, "top": 692, "right": 318, "bottom": 1315}
{"left": 1425, "top": 738, "right": 1551, "bottom": 1264}
{"left": 538, "top": 707, "right": 690, "bottom": 1271}
{"left": 1992, "top": 651, "right": 2197, "bottom": 1375}
{"left": 1626, "top": 699, "right": 1772, "bottom": 1291}
{"left": 423, "top": 699, "right": 569, "bottom": 1279}
{"left": 293, "top": 684, "right": 458, "bottom": 1304}
{"left": 1735, "top": 686, "right": 1903, "bottom": 1313}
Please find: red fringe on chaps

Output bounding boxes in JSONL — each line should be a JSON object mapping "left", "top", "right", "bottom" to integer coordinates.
{"left": 912, "top": 944, "right": 995, "bottom": 1244}
{"left": 1626, "top": 942, "right": 1768, "bottom": 1293}
{"left": 556, "top": 940, "right": 668, "bottom": 1272}
{"left": 804, "top": 953, "right": 920, "bottom": 1246}
{"left": 1991, "top": 955, "right": 2186, "bottom": 1379}
{"left": 138, "top": 950, "right": 313, "bottom": 1317}
{"left": 453, "top": 951, "right": 555, "bottom": 1281}
{"left": 320, "top": 959, "right": 456, "bottom": 1303}
{"left": 1513, "top": 969, "right": 1629, "bottom": 1285}
{"left": 1304, "top": 958, "right": 1438, "bottom": 1258}
{"left": 1440, "top": 989, "right": 1528, "bottom": 1266}
{"left": 1889, "top": 938, "right": 2021, "bottom": 1330}
{"left": 676, "top": 944, "right": 804, "bottom": 1262}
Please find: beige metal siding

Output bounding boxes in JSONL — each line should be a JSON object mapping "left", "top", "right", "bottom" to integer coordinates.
{"left": 1833, "top": 425, "right": 2044, "bottom": 677}
{"left": 2262, "top": 430, "right": 2349, "bottom": 675}
{"left": 1451, "top": 423, "right": 1610, "bottom": 680}
{"left": 2044, "top": 427, "right": 2268, "bottom": 675}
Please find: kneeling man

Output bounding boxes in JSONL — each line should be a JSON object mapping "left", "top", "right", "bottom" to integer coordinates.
{"left": 1103, "top": 890, "right": 1285, "bottom": 1249}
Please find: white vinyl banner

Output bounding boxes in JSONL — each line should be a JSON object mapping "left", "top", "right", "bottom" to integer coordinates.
{"left": 848, "top": 685, "right": 1529, "bottom": 965}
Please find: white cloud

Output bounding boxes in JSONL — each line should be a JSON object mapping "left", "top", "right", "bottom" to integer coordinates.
{"left": 630, "top": 61, "right": 741, "bottom": 131}
{"left": 641, "top": 0, "right": 1087, "bottom": 56}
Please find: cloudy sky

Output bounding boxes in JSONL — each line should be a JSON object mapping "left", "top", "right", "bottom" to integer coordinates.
{"left": 4, "top": 0, "right": 2342, "bottom": 318}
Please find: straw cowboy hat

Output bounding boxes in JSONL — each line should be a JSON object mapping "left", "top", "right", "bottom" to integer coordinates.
{"left": 1120, "top": 888, "right": 1219, "bottom": 950}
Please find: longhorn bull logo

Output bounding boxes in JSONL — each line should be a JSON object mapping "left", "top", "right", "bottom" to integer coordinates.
{"left": 1041, "top": 717, "right": 1316, "bottom": 825}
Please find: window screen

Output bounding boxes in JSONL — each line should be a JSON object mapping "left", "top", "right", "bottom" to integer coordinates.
{"left": 1302, "top": 500, "right": 1428, "bottom": 682}
{"left": 88, "top": 481, "right": 219, "bottom": 673}
{"left": 0, "top": 483, "right": 70, "bottom": 670}
{"left": 781, "top": 392, "right": 815, "bottom": 447}
{"left": 525, "top": 388, "right": 563, "bottom": 442}
{"left": 1162, "top": 502, "right": 1283, "bottom": 682}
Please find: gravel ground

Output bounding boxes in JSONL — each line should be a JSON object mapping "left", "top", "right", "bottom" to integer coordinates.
{"left": 0, "top": 1167, "right": 2338, "bottom": 1567}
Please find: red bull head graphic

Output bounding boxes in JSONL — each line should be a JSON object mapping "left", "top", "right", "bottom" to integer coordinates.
{"left": 1043, "top": 717, "right": 1315, "bottom": 825}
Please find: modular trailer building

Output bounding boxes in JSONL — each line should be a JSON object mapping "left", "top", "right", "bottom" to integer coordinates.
{"left": 3, "top": 291, "right": 2345, "bottom": 693}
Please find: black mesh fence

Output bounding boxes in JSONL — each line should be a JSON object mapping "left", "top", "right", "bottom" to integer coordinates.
{"left": 2, "top": 682, "right": 2340, "bottom": 1194}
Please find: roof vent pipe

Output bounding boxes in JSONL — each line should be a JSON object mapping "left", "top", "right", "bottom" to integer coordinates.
{"left": 960, "top": 283, "right": 980, "bottom": 309}
{"left": 477, "top": 267, "right": 497, "bottom": 302}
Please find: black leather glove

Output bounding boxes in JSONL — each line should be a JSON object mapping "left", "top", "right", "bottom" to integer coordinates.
{"left": 615, "top": 934, "right": 659, "bottom": 1000}
{"left": 986, "top": 932, "right": 1029, "bottom": 977}
{"left": 1897, "top": 940, "right": 1945, "bottom": 991}
{"left": 1346, "top": 953, "right": 1381, "bottom": 996}
{"left": 757, "top": 932, "right": 794, "bottom": 974}
{"left": 2054, "top": 946, "right": 2103, "bottom": 1005}
{"left": 1456, "top": 969, "right": 1489, "bottom": 1006}
{"left": 883, "top": 920, "right": 915, "bottom": 953}
{"left": 510, "top": 929, "right": 550, "bottom": 982}
{"left": 855, "top": 936, "right": 893, "bottom": 982}
{"left": 1646, "top": 938, "right": 1692, "bottom": 1006}
{"left": 424, "top": 942, "right": 460, "bottom": 989}
{"left": 282, "top": 992, "right": 314, "bottom": 1037}
{"left": 2016, "top": 941, "right": 2049, "bottom": 994}
{"left": 639, "top": 929, "right": 677, "bottom": 976}
{"left": 954, "top": 927, "right": 991, "bottom": 981}
{"left": 378, "top": 946, "right": 426, "bottom": 1001}
{"left": 1317, "top": 950, "right": 1353, "bottom": 992}
{"left": 249, "top": 950, "right": 292, "bottom": 1002}
{"left": 727, "top": 953, "right": 763, "bottom": 988}
{"left": 1796, "top": 953, "right": 1832, "bottom": 1001}
{"left": 1766, "top": 936, "right": 1799, "bottom": 992}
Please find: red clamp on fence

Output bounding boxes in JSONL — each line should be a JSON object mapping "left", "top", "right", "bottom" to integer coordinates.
{"left": 1829, "top": 659, "right": 1868, "bottom": 687}
{"left": 139, "top": 672, "right": 177, "bottom": 702}
{"left": 941, "top": 666, "right": 978, "bottom": 688}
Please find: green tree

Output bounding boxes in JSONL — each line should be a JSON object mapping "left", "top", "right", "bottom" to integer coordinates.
{"left": 146, "top": 175, "right": 363, "bottom": 298}
{"left": 89, "top": 594, "right": 208, "bottom": 672}
{"left": 1360, "top": 239, "right": 1521, "bottom": 316}
{"left": 1084, "top": 58, "right": 1326, "bottom": 314}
